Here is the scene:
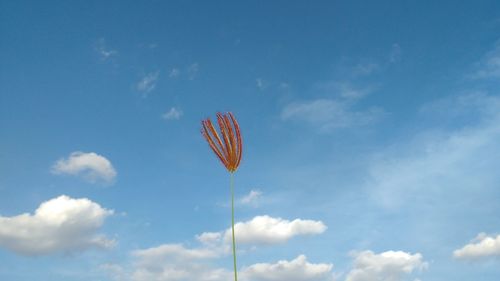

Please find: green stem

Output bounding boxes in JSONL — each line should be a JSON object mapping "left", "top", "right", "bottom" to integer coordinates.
{"left": 230, "top": 172, "right": 238, "bottom": 281}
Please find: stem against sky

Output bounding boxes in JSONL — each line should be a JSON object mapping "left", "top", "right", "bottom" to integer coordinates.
{"left": 230, "top": 172, "right": 238, "bottom": 281}
{"left": 201, "top": 112, "right": 243, "bottom": 281}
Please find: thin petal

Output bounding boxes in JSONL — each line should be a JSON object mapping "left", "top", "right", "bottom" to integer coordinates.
{"left": 229, "top": 112, "right": 243, "bottom": 169}
{"left": 205, "top": 118, "right": 229, "bottom": 160}
{"left": 217, "top": 113, "right": 233, "bottom": 166}
{"left": 202, "top": 120, "right": 229, "bottom": 168}
{"left": 223, "top": 114, "right": 237, "bottom": 168}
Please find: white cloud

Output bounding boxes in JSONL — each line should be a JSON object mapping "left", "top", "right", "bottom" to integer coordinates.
{"left": 103, "top": 215, "right": 327, "bottom": 281}
{"left": 137, "top": 71, "right": 160, "bottom": 95}
{"left": 196, "top": 232, "right": 223, "bottom": 246}
{"left": 162, "top": 107, "right": 183, "bottom": 120}
{"left": 133, "top": 244, "right": 220, "bottom": 262}
{"left": 225, "top": 215, "right": 326, "bottom": 245}
{"left": 241, "top": 255, "right": 334, "bottom": 281}
{"left": 281, "top": 98, "right": 384, "bottom": 132}
{"left": 239, "top": 190, "right": 263, "bottom": 206}
{"left": 345, "top": 251, "right": 427, "bottom": 281}
{"left": 196, "top": 215, "right": 326, "bottom": 247}
{"left": 453, "top": 233, "right": 500, "bottom": 260}
{"left": 196, "top": 215, "right": 327, "bottom": 245}
{"left": 95, "top": 38, "right": 118, "bottom": 60}
{"left": 122, "top": 243, "right": 228, "bottom": 281}
{"left": 131, "top": 264, "right": 230, "bottom": 281}
{"left": 471, "top": 41, "right": 500, "bottom": 78}
{"left": 52, "top": 151, "right": 117, "bottom": 184}
{"left": 0, "top": 195, "right": 114, "bottom": 256}
{"left": 195, "top": 215, "right": 326, "bottom": 251}
{"left": 187, "top": 63, "right": 199, "bottom": 80}
{"left": 104, "top": 250, "right": 334, "bottom": 281}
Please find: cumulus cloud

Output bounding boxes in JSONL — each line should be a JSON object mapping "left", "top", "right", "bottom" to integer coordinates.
{"left": 197, "top": 215, "right": 326, "bottom": 247}
{"left": 226, "top": 215, "right": 326, "bottom": 245}
{"left": 453, "top": 233, "right": 500, "bottom": 260}
{"left": 162, "top": 107, "right": 183, "bottom": 120}
{"left": 104, "top": 251, "right": 334, "bottom": 281}
{"left": 281, "top": 98, "right": 384, "bottom": 132}
{"left": 196, "top": 232, "right": 223, "bottom": 246}
{"left": 102, "top": 215, "right": 328, "bottom": 281}
{"left": 345, "top": 250, "right": 427, "bottom": 281}
{"left": 241, "top": 255, "right": 334, "bottom": 281}
{"left": 137, "top": 71, "right": 160, "bottom": 95}
{"left": 106, "top": 243, "right": 229, "bottom": 281}
{"left": 0, "top": 195, "right": 114, "bottom": 256}
{"left": 52, "top": 151, "right": 117, "bottom": 184}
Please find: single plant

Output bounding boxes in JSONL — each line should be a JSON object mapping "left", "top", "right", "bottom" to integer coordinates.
{"left": 201, "top": 112, "right": 243, "bottom": 281}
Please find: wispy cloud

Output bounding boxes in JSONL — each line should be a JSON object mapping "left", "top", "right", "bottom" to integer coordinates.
{"left": 470, "top": 41, "right": 500, "bottom": 79}
{"left": 167, "top": 64, "right": 199, "bottom": 80}
{"left": 162, "top": 107, "right": 183, "bottom": 120}
{"left": 256, "top": 78, "right": 268, "bottom": 90}
{"left": 136, "top": 71, "right": 160, "bottom": 96}
{"left": 187, "top": 63, "right": 199, "bottom": 80}
{"left": 454, "top": 233, "right": 500, "bottom": 260}
{"left": 0, "top": 195, "right": 114, "bottom": 256}
{"left": 313, "top": 81, "right": 374, "bottom": 100}
{"left": 168, "top": 68, "right": 180, "bottom": 79}
{"left": 239, "top": 189, "right": 262, "bottom": 206}
{"left": 366, "top": 93, "right": 500, "bottom": 209}
{"left": 279, "top": 82, "right": 291, "bottom": 90}
{"left": 94, "top": 38, "right": 118, "bottom": 61}
{"left": 352, "top": 62, "right": 380, "bottom": 76}
{"left": 281, "top": 98, "right": 384, "bottom": 132}
{"left": 281, "top": 59, "right": 384, "bottom": 133}
{"left": 389, "top": 43, "right": 402, "bottom": 63}
{"left": 51, "top": 151, "right": 117, "bottom": 185}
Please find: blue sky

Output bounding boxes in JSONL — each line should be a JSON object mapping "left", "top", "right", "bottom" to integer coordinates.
{"left": 1, "top": 1, "right": 500, "bottom": 280}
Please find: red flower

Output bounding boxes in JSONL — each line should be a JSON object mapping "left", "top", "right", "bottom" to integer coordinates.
{"left": 201, "top": 112, "right": 243, "bottom": 173}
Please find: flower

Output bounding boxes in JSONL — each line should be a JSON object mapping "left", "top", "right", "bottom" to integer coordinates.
{"left": 201, "top": 112, "right": 243, "bottom": 173}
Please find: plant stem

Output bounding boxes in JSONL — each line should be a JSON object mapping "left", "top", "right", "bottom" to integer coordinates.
{"left": 230, "top": 172, "right": 238, "bottom": 281}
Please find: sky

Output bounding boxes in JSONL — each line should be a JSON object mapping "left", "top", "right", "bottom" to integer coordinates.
{"left": 1, "top": 1, "right": 500, "bottom": 280}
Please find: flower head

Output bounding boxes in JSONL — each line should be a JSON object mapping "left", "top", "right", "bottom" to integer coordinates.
{"left": 201, "top": 112, "right": 243, "bottom": 173}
